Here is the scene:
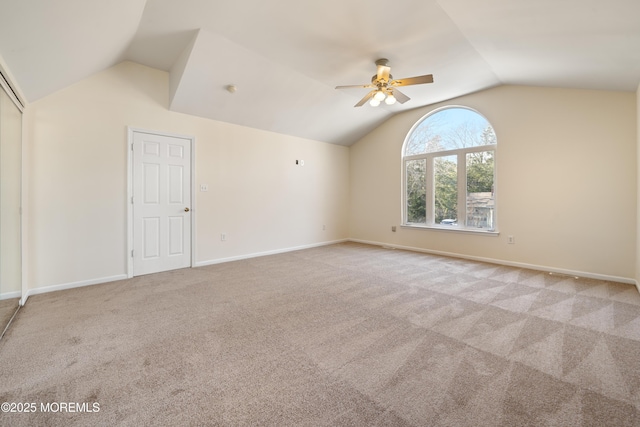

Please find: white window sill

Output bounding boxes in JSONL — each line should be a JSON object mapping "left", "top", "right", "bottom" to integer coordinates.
{"left": 401, "top": 224, "right": 500, "bottom": 236}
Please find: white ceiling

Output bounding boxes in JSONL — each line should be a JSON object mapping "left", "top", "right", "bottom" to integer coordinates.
{"left": 1, "top": 0, "right": 639, "bottom": 145}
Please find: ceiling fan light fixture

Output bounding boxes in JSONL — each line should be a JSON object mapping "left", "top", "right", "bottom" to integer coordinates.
{"left": 335, "top": 59, "right": 433, "bottom": 108}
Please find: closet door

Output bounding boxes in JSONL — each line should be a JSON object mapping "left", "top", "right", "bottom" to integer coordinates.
{"left": 0, "top": 80, "right": 22, "bottom": 336}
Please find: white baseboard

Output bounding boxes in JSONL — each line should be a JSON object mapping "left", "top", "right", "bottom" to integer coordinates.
{"left": 349, "top": 238, "right": 637, "bottom": 286}
{"left": 195, "top": 239, "right": 349, "bottom": 267}
{"left": 0, "top": 290, "right": 21, "bottom": 301}
{"left": 24, "top": 274, "right": 129, "bottom": 301}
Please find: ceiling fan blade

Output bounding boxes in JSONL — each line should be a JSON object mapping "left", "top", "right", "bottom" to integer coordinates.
{"left": 391, "top": 88, "right": 410, "bottom": 104}
{"left": 377, "top": 65, "right": 391, "bottom": 82}
{"left": 335, "top": 84, "right": 375, "bottom": 90}
{"left": 354, "top": 90, "right": 375, "bottom": 107}
{"left": 391, "top": 74, "right": 434, "bottom": 86}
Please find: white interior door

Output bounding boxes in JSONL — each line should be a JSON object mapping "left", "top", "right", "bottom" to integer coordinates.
{"left": 132, "top": 131, "right": 192, "bottom": 276}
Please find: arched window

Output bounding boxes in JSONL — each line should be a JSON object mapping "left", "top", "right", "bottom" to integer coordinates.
{"left": 402, "top": 106, "right": 497, "bottom": 231}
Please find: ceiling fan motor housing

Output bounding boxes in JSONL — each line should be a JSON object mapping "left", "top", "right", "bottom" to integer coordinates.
{"left": 371, "top": 74, "right": 392, "bottom": 85}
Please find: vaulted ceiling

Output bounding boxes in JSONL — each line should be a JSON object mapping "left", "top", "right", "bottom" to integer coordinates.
{"left": 1, "top": 0, "right": 639, "bottom": 145}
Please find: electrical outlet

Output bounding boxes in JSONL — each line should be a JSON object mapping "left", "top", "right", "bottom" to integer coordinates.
{"left": 507, "top": 235, "right": 515, "bottom": 244}
{"left": 200, "top": 184, "right": 208, "bottom": 192}
{"left": 391, "top": 226, "right": 397, "bottom": 232}
{"left": 221, "top": 233, "right": 226, "bottom": 242}
{"left": 322, "top": 225, "right": 326, "bottom": 231}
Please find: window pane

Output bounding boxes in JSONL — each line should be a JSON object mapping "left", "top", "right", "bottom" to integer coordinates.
{"left": 404, "top": 124, "right": 443, "bottom": 156}
{"left": 466, "top": 151, "right": 495, "bottom": 229}
{"left": 404, "top": 107, "right": 496, "bottom": 155}
{"left": 434, "top": 155, "right": 457, "bottom": 225}
{"left": 406, "top": 159, "right": 426, "bottom": 223}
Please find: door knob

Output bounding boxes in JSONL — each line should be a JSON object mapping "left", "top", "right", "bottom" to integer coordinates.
{"left": 184, "top": 207, "right": 190, "bottom": 212}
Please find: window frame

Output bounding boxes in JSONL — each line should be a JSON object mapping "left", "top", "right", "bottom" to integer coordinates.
{"left": 401, "top": 106, "right": 498, "bottom": 234}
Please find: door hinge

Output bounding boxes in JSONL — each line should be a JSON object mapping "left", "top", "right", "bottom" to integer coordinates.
{"left": 131, "top": 196, "right": 134, "bottom": 204}
{"left": 131, "top": 143, "right": 134, "bottom": 151}
{"left": 131, "top": 250, "right": 134, "bottom": 257}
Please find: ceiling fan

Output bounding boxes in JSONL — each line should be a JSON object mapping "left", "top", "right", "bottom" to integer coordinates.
{"left": 335, "top": 58, "right": 433, "bottom": 107}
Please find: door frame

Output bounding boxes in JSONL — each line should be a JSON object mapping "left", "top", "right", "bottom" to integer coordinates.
{"left": 126, "top": 127, "right": 196, "bottom": 278}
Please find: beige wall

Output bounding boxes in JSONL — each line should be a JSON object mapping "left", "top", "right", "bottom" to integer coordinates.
{"left": 24, "top": 61, "right": 349, "bottom": 292}
{"left": 350, "top": 85, "right": 637, "bottom": 281}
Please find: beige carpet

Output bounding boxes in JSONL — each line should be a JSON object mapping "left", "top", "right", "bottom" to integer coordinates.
{"left": 1, "top": 242, "right": 639, "bottom": 426}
